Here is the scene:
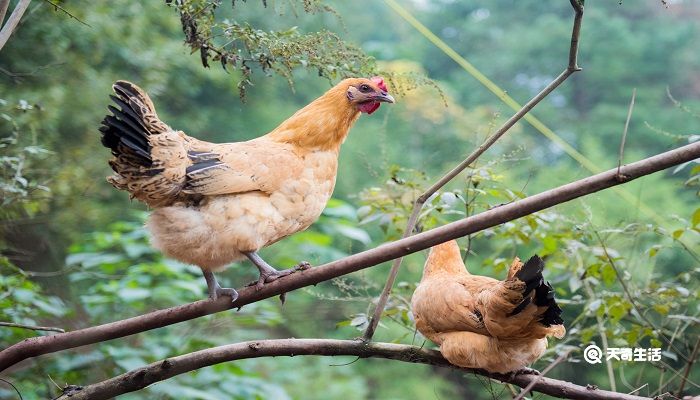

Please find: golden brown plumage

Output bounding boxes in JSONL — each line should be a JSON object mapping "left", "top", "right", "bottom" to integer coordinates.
{"left": 411, "top": 240, "right": 565, "bottom": 374}
{"left": 100, "top": 78, "right": 394, "bottom": 301}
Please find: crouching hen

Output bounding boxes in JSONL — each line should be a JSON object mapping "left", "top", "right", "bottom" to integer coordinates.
{"left": 411, "top": 240, "right": 565, "bottom": 374}
{"left": 100, "top": 78, "right": 394, "bottom": 302}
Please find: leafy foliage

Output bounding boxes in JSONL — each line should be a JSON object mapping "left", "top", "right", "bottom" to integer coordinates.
{"left": 356, "top": 153, "right": 699, "bottom": 397}
{"left": 170, "top": 0, "right": 376, "bottom": 97}
{"left": 0, "top": 99, "right": 51, "bottom": 217}
{"left": 1, "top": 0, "right": 699, "bottom": 399}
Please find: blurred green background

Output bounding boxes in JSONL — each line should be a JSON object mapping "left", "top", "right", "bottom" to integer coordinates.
{"left": 1, "top": 0, "right": 698, "bottom": 399}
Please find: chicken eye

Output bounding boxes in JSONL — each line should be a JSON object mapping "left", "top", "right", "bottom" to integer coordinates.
{"left": 359, "top": 84, "right": 372, "bottom": 93}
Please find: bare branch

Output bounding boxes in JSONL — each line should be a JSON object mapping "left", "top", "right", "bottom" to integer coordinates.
{"left": 0, "top": 0, "right": 31, "bottom": 52}
{"left": 0, "top": 377, "right": 22, "bottom": 400}
{"left": 0, "top": 321, "right": 65, "bottom": 333}
{"left": 0, "top": 0, "right": 10, "bottom": 26}
{"left": 40, "top": 0, "right": 90, "bottom": 27}
{"left": 677, "top": 336, "right": 700, "bottom": 397}
{"left": 583, "top": 280, "right": 617, "bottom": 391}
{"left": 1, "top": 141, "right": 697, "bottom": 373}
{"left": 362, "top": 0, "right": 585, "bottom": 340}
{"left": 52, "top": 339, "right": 648, "bottom": 400}
{"left": 617, "top": 88, "right": 636, "bottom": 178}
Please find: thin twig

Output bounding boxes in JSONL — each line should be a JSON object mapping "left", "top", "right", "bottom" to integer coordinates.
{"left": 40, "top": 0, "right": 90, "bottom": 27}
{"left": 676, "top": 335, "right": 700, "bottom": 397}
{"left": 51, "top": 339, "right": 649, "bottom": 400}
{"left": 513, "top": 349, "right": 574, "bottom": 400}
{"left": 0, "top": 0, "right": 31, "bottom": 52}
{"left": 628, "top": 383, "right": 648, "bottom": 396}
{"left": 0, "top": 0, "right": 10, "bottom": 25}
{"left": 362, "top": 0, "right": 585, "bottom": 340}
{"left": 0, "top": 62, "right": 66, "bottom": 79}
{"left": 0, "top": 321, "right": 65, "bottom": 333}
{"left": 617, "top": 88, "right": 636, "bottom": 178}
{"left": 0, "top": 378, "right": 22, "bottom": 400}
{"left": 583, "top": 280, "right": 617, "bottom": 391}
{"left": 657, "top": 359, "right": 700, "bottom": 391}
{"left": 1, "top": 141, "right": 699, "bottom": 373}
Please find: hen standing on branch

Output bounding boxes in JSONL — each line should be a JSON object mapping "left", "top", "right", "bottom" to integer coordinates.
{"left": 99, "top": 77, "right": 394, "bottom": 302}
{"left": 411, "top": 240, "right": 565, "bottom": 374}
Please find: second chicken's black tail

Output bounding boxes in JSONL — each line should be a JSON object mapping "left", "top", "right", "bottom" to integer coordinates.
{"left": 508, "top": 255, "right": 563, "bottom": 327}
{"left": 533, "top": 280, "right": 564, "bottom": 327}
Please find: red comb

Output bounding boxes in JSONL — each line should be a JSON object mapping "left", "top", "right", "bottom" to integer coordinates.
{"left": 371, "top": 76, "right": 388, "bottom": 92}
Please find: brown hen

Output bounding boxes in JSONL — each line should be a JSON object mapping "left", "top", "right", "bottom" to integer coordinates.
{"left": 100, "top": 78, "right": 394, "bottom": 301}
{"left": 411, "top": 240, "right": 565, "bottom": 374}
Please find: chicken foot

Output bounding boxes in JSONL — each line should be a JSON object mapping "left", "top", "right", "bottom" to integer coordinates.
{"left": 203, "top": 270, "right": 239, "bottom": 302}
{"left": 244, "top": 251, "right": 310, "bottom": 291}
{"left": 507, "top": 366, "right": 540, "bottom": 380}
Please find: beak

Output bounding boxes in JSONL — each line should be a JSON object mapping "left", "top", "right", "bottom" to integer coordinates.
{"left": 374, "top": 92, "right": 395, "bottom": 103}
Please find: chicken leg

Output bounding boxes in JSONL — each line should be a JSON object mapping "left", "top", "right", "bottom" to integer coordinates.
{"left": 203, "top": 270, "right": 239, "bottom": 302}
{"left": 244, "top": 251, "right": 310, "bottom": 290}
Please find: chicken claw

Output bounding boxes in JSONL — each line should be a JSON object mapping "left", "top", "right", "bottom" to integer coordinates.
{"left": 244, "top": 252, "right": 311, "bottom": 291}
{"left": 508, "top": 367, "right": 540, "bottom": 380}
{"left": 203, "top": 270, "right": 239, "bottom": 302}
{"left": 295, "top": 261, "right": 312, "bottom": 271}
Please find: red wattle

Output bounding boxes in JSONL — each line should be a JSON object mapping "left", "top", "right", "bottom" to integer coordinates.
{"left": 358, "top": 101, "right": 380, "bottom": 114}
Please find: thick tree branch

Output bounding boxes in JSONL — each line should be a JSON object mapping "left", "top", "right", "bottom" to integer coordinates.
{"left": 513, "top": 349, "right": 573, "bottom": 400}
{"left": 362, "top": 0, "right": 584, "bottom": 340}
{"left": 1, "top": 141, "right": 698, "bottom": 373}
{"left": 0, "top": 0, "right": 31, "bottom": 52}
{"left": 53, "top": 339, "right": 649, "bottom": 400}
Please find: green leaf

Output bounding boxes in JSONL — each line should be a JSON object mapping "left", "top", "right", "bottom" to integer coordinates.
{"left": 349, "top": 314, "right": 368, "bottom": 330}
{"left": 119, "top": 287, "right": 151, "bottom": 301}
{"left": 648, "top": 245, "right": 661, "bottom": 257}
{"left": 625, "top": 326, "right": 639, "bottom": 345}
{"left": 692, "top": 208, "right": 700, "bottom": 227}
{"left": 323, "top": 199, "right": 357, "bottom": 219}
{"left": 115, "top": 357, "right": 147, "bottom": 372}
{"left": 588, "top": 299, "right": 602, "bottom": 313}
{"left": 675, "top": 286, "right": 690, "bottom": 296}
{"left": 601, "top": 263, "right": 616, "bottom": 286}
{"left": 568, "top": 274, "right": 582, "bottom": 293}
{"left": 543, "top": 235, "right": 557, "bottom": 252}
{"left": 608, "top": 302, "right": 627, "bottom": 322}
{"left": 333, "top": 225, "right": 371, "bottom": 245}
{"left": 653, "top": 304, "right": 670, "bottom": 315}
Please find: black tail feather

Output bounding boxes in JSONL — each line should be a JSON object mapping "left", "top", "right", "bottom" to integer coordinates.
{"left": 515, "top": 255, "right": 545, "bottom": 298}
{"left": 508, "top": 255, "right": 564, "bottom": 327}
{"left": 108, "top": 95, "right": 144, "bottom": 125}
{"left": 535, "top": 281, "right": 564, "bottom": 326}
{"left": 100, "top": 85, "right": 153, "bottom": 167}
{"left": 112, "top": 81, "right": 144, "bottom": 104}
{"left": 106, "top": 105, "right": 149, "bottom": 149}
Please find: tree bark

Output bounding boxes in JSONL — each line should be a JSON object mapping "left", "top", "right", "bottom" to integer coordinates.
{"left": 53, "top": 339, "right": 650, "bottom": 400}
{"left": 1, "top": 140, "right": 699, "bottom": 373}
